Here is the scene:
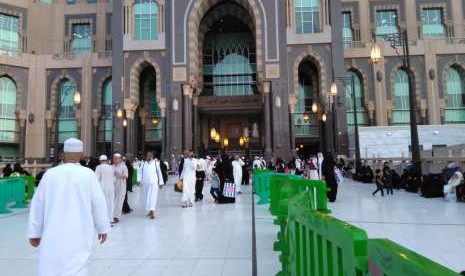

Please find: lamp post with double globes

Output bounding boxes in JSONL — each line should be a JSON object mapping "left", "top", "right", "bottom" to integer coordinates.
{"left": 370, "top": 30, "right": 422, "bottom": 177}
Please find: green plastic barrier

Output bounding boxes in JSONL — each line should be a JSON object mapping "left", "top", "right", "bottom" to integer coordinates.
{"left": 0, "top": 178, "right": 27, "bottom": 213}
{"left": 132, "top": 168, "right": 138, "bottom": 186}
{"left": 287, "top": 191, "right": 368, "bottom": 276}
{"left": 367, "top": 239, "right": 459, "bottom": 276}
{"left": 252, "top": 169, "right": 272, "bottom": 204}
{"left": 21, "top": 175, "right": 36, "bottom": 202}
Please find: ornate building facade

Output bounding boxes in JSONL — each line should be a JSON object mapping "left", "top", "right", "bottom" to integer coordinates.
{"left": 0, "top": 0, "right": 463, "bottom": 162}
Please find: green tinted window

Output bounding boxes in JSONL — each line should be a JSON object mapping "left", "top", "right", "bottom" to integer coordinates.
{"left": 0, "top": 77, "right": 17, "bottom": 141}
{"left": 58, "top": 80, "right": 78, "bottom": 142}
{"left": 344, "top": 71, "right": 367, "bottom": 126}
{"left": 392, "top": 69, "right": 410, "bottom": 125}
{"left": 342, "top": 12, "right": 353, "bottom": 48}
{"left": 445, "top": 67, "right": 465, "bottom": 123}
{"left": 295, "top": 0, "right": 320, "bottom": 34}
{"left": 134, "top": 0, "right": 158, "bottom": 41}
{"left": 71, "top": 23, "right": 92, "bottom": 53}
{"left": 102, "top": 79, "right": 112, "bottom": 141}
{"left": 0, "top": 13, "right": 19, "bottom": 56}
{"left": 376, "top": 10, "right": 398, "bottom": 39}
{"left": 421, "top": 8, "right": 444, "bottom": 38}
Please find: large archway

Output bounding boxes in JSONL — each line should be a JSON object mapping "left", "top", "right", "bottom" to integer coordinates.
{"left": 193, "top": 0, "right": 264, "bottom": 157}
{"left": 294, "top": 57, "right": 322, "bottom": 156}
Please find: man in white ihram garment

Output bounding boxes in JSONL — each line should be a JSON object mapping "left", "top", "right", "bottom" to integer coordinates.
{"left": 180, "top": 150, "right": 197, "bottom": 208}
{"left": 140, "top": 151, "right": 164, "bottom": 219}
{"left": 112, "top": 153, "right": 128, "bottom": 224}
{"left": 232, "top": 155, "right": 245, "bottom": 194}
{"left": 95, "top": 155, "right": 115, "bottom": 222}
{"left": 27, "top": 138, "right": 110, "bottom": 276}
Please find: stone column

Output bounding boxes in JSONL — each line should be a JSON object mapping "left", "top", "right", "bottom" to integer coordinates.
{"left": 139, "top": 108, "right": 147, "bottom": 156}
{"left": 193, "top": 95, "right": 199, "bottom": 154}
{"left": 159, "top": 97, "right": 167, "bottom": 158}
{"left": 263, "top": 81, "right": 272, "bottom": 160}
{"left": 91, "top": 109, "right": 100, "bottom": 156}
{"left": 45, "top": 110, "right": 53, "bottom": 162}
{"left": 288, "top": 94, "right": 297, "bottom": 156}
{"left": 182, "top": 84, "right": 193, "bottom": 151}
{"left": 17, "top": 110, "right": 27, "bottom": 161}
{"left": 125, "top": 107, "right": 136, "bottom": 158}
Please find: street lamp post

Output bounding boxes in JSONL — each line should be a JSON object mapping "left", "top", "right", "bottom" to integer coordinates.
{"left": 370, "top": 30, "right": 422, "bottom": 176}
{"left": 335, "top": 76, "right": 362, "bottom": 176}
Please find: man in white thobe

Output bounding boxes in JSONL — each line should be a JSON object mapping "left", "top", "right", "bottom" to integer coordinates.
{"left": 140, "top": 151, "right": 164, "bottom": 219}
{"left": 180, "top": 150, "right": 197, "bottom": 208}
{"left": 113, "top": 153, "right": 128, "bottom": 224}
{"left": 232, "top": 155, "right": 245, "bottom": 194}
{"left": 27, "top": 138, "right": 110, "bottom": 276}
{"left": 95, "top": 155, "right": 115, "bottom": 223}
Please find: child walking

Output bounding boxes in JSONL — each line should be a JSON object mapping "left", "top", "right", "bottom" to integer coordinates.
{"left": 210, "top": 168, "right": 220, "bottom": 203}
{"left": 372, "top": 169, "right": 384, "bottom": 196}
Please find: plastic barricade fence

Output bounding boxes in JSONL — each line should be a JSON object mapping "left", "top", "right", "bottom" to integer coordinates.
{"left": 21, "top": 175, "right": 36, "bottom": 202}
{"left": 0, "top": 178, "right": 27, "bottom": 213}
{"left": 287, "top": 191, "right": 368, "bottom": 276}
{"left": 269, "top": 177, "right": 330, "bottom": 276}
{"left": 252, "top": 169, "right": 272, "bottom": 204}
{"left": 367, "top": 239, "right": 459, "bottom": 276}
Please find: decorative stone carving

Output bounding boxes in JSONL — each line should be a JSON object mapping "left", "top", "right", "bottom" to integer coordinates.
{"left": 92, "top": 109, "right": 100, "bottom": 127}
{"left": 173, "top": 67, "right": 187, "bottom": 82}
{"left": 266, "top": 64, "right": 280, "bottom": 79}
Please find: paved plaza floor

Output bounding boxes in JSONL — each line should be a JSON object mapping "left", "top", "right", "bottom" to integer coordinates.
{"left": 0, "top": 176, "right": 464, "bottom": 275}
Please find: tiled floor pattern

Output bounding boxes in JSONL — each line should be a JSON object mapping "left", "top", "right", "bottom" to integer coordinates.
{"left": 1, "top": 177, "right": 464, "bottom": 275}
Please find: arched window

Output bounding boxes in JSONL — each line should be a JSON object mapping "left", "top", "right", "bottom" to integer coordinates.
{"left": 295, "top": 0, "right": 320, "bottom": 34}
{"left": 134, "top": 0, "right": 158, "bottom": 41}
{"left": 392, "top": 69, "right": 410, "bottom": 125}
{"left": 0, "top": 76, "right": 17, "bottom": 142}
{"left": 102, "top": 79, "right": 112, "bottom": 141}
{"left": 58, "top": 80, "right": 77, "bottom": 142}
{"left": 344, "top": 71, "right": 367, "bottom": 126}
{"left": 445, "top": 67, "right": 465, "bottom": 123}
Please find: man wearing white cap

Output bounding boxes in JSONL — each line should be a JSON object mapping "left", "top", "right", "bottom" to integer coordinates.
{"left": 112, "top": 153, "right": 128, "bottom": 223}
{"left": 95, "top": 155, "right": 115, "bottom": 222}
{"left": 140, "top": 151, "right": 164, "bottom": 219}
{"left": 27, "top": 138, "right": 110, "bottom": 276}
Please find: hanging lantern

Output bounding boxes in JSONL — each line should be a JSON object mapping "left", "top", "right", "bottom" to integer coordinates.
{"left": 116, "top": 108, "right": 124, "bottom": 118}
{"left": 223, "top": 138, "right": 229, "bottom": 147}
{"left": 311, "top": 102, "right": 318, "bottom": 113}
{"left": 239, "top": 136, "right": 245, "bottom": 147}
{"left": 151, "top": 117, "right": 159, "bottom": 125}
{"left": 73, "top": 91, "right": 81, "bottom": 105}
{"left": 210, "top": 127, "right": 217, "bottom": 140}
{"left": 322, "top": 113, "right": 327, "bottom": 122}
{"left": 370, "top": 42, "right": 382, "bottom": 65}
{"left": 122, "top": 118, "right": 128, "bottom": 127}
{"left": 330, "top": 82, "right": 338, "bottom": 97}
{"left": 303, "top": 112, "right": 310, "bottom": 122}
{"left": 214, "top": 133, "right": 220, "bottom": 143}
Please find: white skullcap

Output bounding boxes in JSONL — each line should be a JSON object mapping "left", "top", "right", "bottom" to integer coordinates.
{"left": 99, "top": 155, "right": 108, "bottom": 161}
{"left": 113, "top": 153, "right": 122, "bottom": 158}
{"left": 63, "top": 138, "right": 84, "bottom": 153}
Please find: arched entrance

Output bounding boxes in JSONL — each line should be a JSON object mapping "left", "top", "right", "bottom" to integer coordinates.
{"left": 194, "top": 0, "right": 263, "bottom": 157}
{"left": 295, "top": 58, "right": 322, "bottom": 156}
{"left": 126, "top": 63, "right": 163, "bottom": 158}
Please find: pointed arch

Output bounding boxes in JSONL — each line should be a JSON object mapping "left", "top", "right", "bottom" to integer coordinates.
{"left": 443, "top": 63, "right": 465, "bottom": 124}
{"left": 344, "top": 69, "right": 368, "bottom": 126}
{"left": 129, "top": 56, "right": 162, "bottom": 108}
{"left": 293, "top": 50, "right": 327, "bottom": 100}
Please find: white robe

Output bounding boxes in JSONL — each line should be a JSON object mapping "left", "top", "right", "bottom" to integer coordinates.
{"left": 140, "top": 160, "right": 164, "bottom": 212}
{"left": 113, "top": 163, "right": 128, "bottom": 220}
{"left": 232, "top": 159, "right": 245, "bottom": 193}
{"left": 95, "top": 163, "right": 115, "bottom": 222}
{"left": 181, "top": 158, "right": 197, "bottom": 204}
{"left": 27, "top": 163, "right": 110, "bottom": 276}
